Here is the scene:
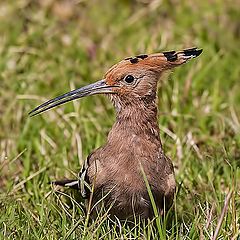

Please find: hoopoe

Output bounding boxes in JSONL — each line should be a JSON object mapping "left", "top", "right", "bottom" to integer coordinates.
{"left": 30, "top": 47, "right": 202, "bottom": 219}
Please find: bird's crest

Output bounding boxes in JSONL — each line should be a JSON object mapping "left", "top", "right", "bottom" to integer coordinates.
{"left": 105, "top": 47, "right": 202, "bottom": 85}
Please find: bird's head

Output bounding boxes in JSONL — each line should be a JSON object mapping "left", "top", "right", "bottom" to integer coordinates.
{"left": 29, "top": 48, "right": 202, "bottom": 116}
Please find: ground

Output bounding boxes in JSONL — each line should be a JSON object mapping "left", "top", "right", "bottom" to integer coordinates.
{"left": 0, "top": 0, "right": 239, "bottom": 239}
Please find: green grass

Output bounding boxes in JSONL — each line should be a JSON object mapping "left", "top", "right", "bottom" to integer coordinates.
{"left": 0, "top": 0, "right": 240, "bottom": 239}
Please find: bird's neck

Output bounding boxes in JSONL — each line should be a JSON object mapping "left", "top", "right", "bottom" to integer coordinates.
{"left": 107, "top": 96, "right": 161, "bottom": 145}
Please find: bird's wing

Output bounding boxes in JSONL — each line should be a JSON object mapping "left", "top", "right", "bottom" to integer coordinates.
{"left": 51, "top": 156, "right": 92, "bottom": 199}
{"left": 78, "top": 157, "right": 91, "bottom": 199}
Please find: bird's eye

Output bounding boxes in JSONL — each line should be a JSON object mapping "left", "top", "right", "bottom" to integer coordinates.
{"left": 124, "top": 75, "right": 135, "bottom": 84}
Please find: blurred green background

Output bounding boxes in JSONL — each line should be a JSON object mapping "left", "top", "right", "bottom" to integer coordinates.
{"left": 0, "top": 0, "right": 239, "bottom": 239}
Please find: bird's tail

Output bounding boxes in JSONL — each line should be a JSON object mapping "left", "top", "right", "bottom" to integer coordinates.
{"left": 51, "top": 179, "right": 80, "bottom": 190}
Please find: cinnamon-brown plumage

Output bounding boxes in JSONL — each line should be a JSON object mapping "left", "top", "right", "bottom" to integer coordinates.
{"left": 30, "top": 47, "right": 202, "bottom": 219}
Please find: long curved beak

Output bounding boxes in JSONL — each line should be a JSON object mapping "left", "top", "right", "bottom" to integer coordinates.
{"left": 29, "top": 79, "right": 115, "bottom": 117}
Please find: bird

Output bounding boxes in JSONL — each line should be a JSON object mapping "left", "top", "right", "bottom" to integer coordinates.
{"left": 29, "top": 47, "right": 202, "bottom": 220}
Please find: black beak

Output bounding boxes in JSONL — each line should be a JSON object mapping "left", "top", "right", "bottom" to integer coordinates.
{"left": 29, "top": 79, "right": 115, "bottom": 117}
